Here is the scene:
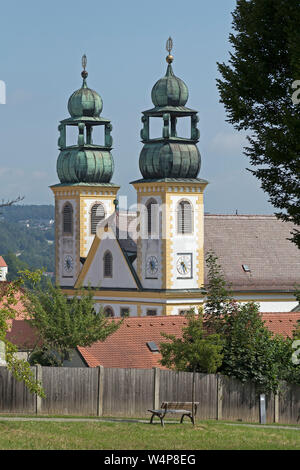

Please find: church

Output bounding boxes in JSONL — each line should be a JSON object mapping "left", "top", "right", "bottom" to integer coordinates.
{"left": 50, "top": 42, "right": 300, "bottom": 318}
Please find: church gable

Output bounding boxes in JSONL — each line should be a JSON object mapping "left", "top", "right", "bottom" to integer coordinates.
{"left": 75, "top": 228, "right": 139, "bottom": 290}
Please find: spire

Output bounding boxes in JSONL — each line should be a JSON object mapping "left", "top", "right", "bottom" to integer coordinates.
{"left": 81, "top": 54, "right": 88, "bottom": 88}
{"left": 165, "top": 36, "right": 174, "bottom": 64}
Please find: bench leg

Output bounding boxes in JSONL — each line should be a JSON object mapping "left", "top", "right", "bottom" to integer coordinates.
{"left": 180, "top": 414, "right": 194, "bottom": 425}
{"left": 150, "top": 413, "right": 165, "bottom": 427}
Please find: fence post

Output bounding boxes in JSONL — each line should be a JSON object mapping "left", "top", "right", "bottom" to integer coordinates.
{"left": 97, "top": 366, "right": 104, "bottom": 417}
{"left": 217, "top": 374, "right": 223, "bottom": 420}
{"left": 36, "top": 365, "right": 42, "bottom": 415}
{"left": 153, "top": 368, "right": 160, "bottom": 409}
{"left": 274, "top": 392, "right": 279, "bottom": 423}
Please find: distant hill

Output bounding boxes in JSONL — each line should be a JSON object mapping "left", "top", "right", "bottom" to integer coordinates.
{"left": 0, "top": 204, "right": 54, "bottom": 223}
{"left": 0, "top": 204, "right": 55, "bottom": 280}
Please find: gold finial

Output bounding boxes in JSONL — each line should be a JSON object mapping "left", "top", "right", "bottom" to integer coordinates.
{"left": 81, "top": 54, "right": 88, "bottom": 79}
{"left": 166, "top": 36, "right": 174, "bottom": 64}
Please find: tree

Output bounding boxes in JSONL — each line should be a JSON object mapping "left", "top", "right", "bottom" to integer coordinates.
{"left": 160, "top": 311, "right": 224, "bottom": 374}
{"left": 160, "top": 310, "right": 224, "bottom": 424}
{"left": 23, "top": 275, "right": 121, "bottom": 365}
{"left": 0, "top": 196, "right": 24, "bottom": 209}
{"left": 202, "top": 250, "right": 235, "bottom": 334}
{"left": 203, "top": 250, "right": 300, "bottom": 393}
{"left": 0, "top": 273, "right": 45, "bottom": 397}
{"left": 220, "top": 302, "right": 288, "bottom": 394}
{"left": 217, "top": 0, "right": 300, "bottom": 247}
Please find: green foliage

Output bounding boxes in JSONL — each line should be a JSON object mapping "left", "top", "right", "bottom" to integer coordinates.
{"left": 160, "top": 311, "right": 223, "bottom": 374}
{"left": 217, "top": 0, "right": 300, "bottom": 247}
{"left": 23, "top": 278, "right": 122, "bottom": 365}
{"left": 220, "top": 302, "right": 285, "bottom": 394}
{"left": 28, "top": 348, "right": 61, "bottom": 367}
{"left": 202, "top": 250, "right": 235, "bottom": 333}
{"left": 0, "top": 270, "right": 45, "bottom": 397}
{"left": 203, "top": 251, "right": 300, "bottom": 393}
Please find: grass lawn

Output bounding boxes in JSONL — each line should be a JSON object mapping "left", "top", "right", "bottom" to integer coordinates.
{"left": 0, "top": 418, "right": 299, "bottom": 450}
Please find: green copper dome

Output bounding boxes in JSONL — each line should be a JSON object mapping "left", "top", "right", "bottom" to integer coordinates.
{"left": 68, "top": 78, "right": 103, "bottom": 118}
{"left": 139, "top": 142, "right": 200, "bottom": 179}
{"left": 57, "top": 148, "right": 114, "bottom": 184}
{"left": 151, "top": 64, "right": 189, "bottom": 107}
{"left": 55, "top": 56, "right": 115, "bottom": 185}
{"left": 137, "top": 40, "right": 202, "bottom": 181}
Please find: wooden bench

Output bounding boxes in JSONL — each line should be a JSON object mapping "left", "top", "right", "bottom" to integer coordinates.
{"left": 148, "top": 401, "right": 199, "bottom": 427}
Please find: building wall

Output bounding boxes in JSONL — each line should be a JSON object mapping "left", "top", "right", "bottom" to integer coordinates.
{"left": 82, "top": 236, "right": 137, "bottom": 289}
{"left": 0, "top": 266, "right": 8, "bottom": 281}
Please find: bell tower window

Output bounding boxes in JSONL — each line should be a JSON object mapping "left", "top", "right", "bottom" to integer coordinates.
{"left": 146, "top": 199, "right": 158, "bottom": 236}
{"left": 91, "top": 203, "right": 105, "bottom": 235}
{"left": 63, "top": 203, "right": 73, "bottom": 234}
{"left": 177, "top": 200, "right": 193, "bottom": 234}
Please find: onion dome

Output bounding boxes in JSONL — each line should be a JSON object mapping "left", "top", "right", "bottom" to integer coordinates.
{"left": 56, "top": 55, "right": 115, "bottom": 185}
{"left": 136, "top": 38, "right": 202, "bottom": 181}
{"left": 151, "top": 63, "right": 189, "bottom": 108}
{"left": 139, "top": 142, "right": 200, "bottom": 179}
{"left": 57, "top": 148, "right": 114, "bottom": 184}
{"left": 67, "top": 60, "right": 103, "bottom": 118}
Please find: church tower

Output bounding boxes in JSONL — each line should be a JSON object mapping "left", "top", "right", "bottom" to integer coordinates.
{"left": 51, "top": 56, "right": 119, "bottom": 287}
{"left": 131, "top": 39, "right": 208, "bottom": 303}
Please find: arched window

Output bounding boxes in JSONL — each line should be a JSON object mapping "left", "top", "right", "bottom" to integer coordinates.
{"left": 103, "top": 250, "right": 113, "bottom": 278}
{"left": 146, "top": 199, "right": 158, "bottom": 236}
{"left": 177, "top": 200, "right": 193, "bottom": 234}
{"left": 63, "top": 203, "right": 73, "bottom": 234}
{"left": 104, "top": 306, "right": 114, "bottom": 317}
{"left": 91, "top": 203, "right": 105, "bottom": 235}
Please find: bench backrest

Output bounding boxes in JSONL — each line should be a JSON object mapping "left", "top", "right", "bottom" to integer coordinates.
{"left": 161, "top": 402, "right": 199, "bottom": 414}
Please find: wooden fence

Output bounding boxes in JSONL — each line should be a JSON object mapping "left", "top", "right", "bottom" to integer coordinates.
{"left": 0, "top": 365, "right": 299, "bottom": 424}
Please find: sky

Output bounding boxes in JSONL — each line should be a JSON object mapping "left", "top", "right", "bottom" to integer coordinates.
{"left": 0, "top": 0, "right": 275, "bottom": 214}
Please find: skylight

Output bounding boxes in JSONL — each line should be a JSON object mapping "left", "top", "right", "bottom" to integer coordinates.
{"left": 146, "top": 341, "right": 159, "bottom": 353}
{"left": 242, "top": 264, "right": 251, "bottom": 272}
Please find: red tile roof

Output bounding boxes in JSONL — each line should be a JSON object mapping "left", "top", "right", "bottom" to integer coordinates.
{"left": 78, "top": 312, "right": 300, "bottom": 369}
{"left": 0, "top": 283, "right": 27, "bottom": 323}
{"left": 0, "top": 256, "right": 7, "bottom": 267}
{"left": 6, "top": 320, "right": 39, "bottom": 350}
{"left": 78, "top": 316, "right": 189, "bottom": 369}
{"left": 261, "top": 312, "right": 300, "bottom": 338}
{"left": 0, "top": 282, "right": 38, "bottom": 349}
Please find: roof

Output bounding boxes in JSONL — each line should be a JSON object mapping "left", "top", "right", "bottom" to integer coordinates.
{"left": 6, "top": 320, "right": 39, "bottom": 350}
{"left": 0, "top": 256, "right": 7, "bottom": 267}
{"left": 78, "top": 316, "right": 189, "bottom": 369}
{"left": 0, "top": 283, "right": 39, "bottom": 350}
{"left": 78, "top": 312, "right": 300, "bottom": 369}
{"left": 204, "top": 215, "right": 300, "bottom": 291}
{"left": 0, "top": 283, "right": 26, "bottom": 322}
{"left": 3, "top": 310, "right": 300, "bottom": 364}
{"left": 261, "top": 312, "right": 300, "bottom": 338}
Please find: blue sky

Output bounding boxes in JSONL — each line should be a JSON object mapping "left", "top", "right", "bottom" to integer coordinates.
{"left": 0, "top": 0, "right": 275, "bottom": 214}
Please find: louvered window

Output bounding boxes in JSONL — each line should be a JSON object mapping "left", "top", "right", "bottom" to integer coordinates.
{"left": 104, "top": 306, "right": 114, "bottom": 317}
{"left": 177, "top": 201, "right": 193, "bottom": 234}
{"left": 91, "top": 203, "right": 105, "bottom": 235}
{"left": 103, "top": 251, "right": 113, "bottom": 278}
{"left": 146, "top": 199, "right": 158, "bottom": 236}
{"left": 63, "top": 203, "right": 73, "bottom": 234}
